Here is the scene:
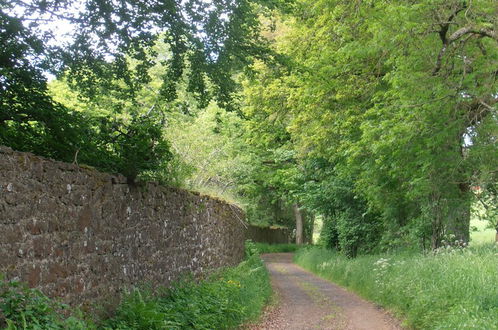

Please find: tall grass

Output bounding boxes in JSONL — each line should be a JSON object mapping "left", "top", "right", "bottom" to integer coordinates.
{"left": 1, "top": 255, "right": 271, "bottom": 329}
{"left": 470, "top": 218, "right": 495, "bottom": 246}
{"left": 295, "top": 245, "right": 498, "bottom": 329}
{"left": 104, "top": 255, "right": 271, "bottom": 329}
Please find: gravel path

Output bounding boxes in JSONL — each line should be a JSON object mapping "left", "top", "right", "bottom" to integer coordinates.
{"left": 250, "top": 253, "right": 402, "bottom": 330}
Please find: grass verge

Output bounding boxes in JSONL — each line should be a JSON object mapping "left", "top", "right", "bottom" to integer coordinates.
{"left": 1, "top": 255, "right": 271, "bottom": 329}
{"left": 294, "top": 245, "right": 498, "bottom": 329}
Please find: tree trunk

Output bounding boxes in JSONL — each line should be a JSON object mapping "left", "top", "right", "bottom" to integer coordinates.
{"left": 446, "top": 201, "right": 470, "bottom": 244}
{"left": 293, "top": 203, "right": 303, "bottom": 245}
{"left": 446, "top": 183, "right": 471, "bottom": 244}
{"left": 430, "top": 194, "right": 444, "bottom": 250}
{"left": 430, "top": 182, "right": 471, "bottom": 249}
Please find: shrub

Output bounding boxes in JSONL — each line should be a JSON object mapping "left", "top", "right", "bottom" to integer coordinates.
{"left": 253, "top": 242, "right": 300, "bottom": 254}
{"left": 0, "top": 253, "right": 271, "bottom": 329}
{"left": 245, "top": 239, "right": 260, "bottom": 258}
{"left": 104, "top": 255, "right": 271, "bottom": 329}
{"left": 0, "top": 279, "right": 90, "bottom": 329}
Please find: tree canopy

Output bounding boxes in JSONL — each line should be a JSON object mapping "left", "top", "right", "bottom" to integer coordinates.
{"left": 241, "top": 0, "right": 498, "bottom": 250}
{"left": 2, "top": 0, "right": 497, "bottom": 252}
{"left": 0, "top": 0, "right": 288, "bottom": 180}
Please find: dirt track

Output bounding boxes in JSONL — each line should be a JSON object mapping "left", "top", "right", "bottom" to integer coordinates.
{"left": 250, "top": 253, "right": 402, "bottom": 330}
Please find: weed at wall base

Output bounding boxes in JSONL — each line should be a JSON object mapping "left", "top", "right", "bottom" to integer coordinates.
{"left": 0, "top": 279, "right": 91, "bottom": 329}
{"left": 0, "top": 255, "right": 271, "bottom": 329}
{"left": 103, "top": 255, "right": 271, "bottom": 329}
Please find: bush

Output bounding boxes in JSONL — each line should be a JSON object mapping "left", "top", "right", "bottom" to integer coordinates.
{"left": 253, "top": 242, "right": 300, "bottom": 254}
{"left": 104, "top": 255, "right": 271, "bottom": 329}
{"left": 245, "top": 239, "right": 260, "bottom": 258}
{"left": 302, "top": 159, "right": 382, "bottom": 257}
{"left": 0, "top": 279, "right": 90, "bottom": 329}
{"left": 94, "top": 114, "right": 172, "bottom": 182}
{"left": 294, "top": 245, "right": 498, "bottom": 329}
{"left": 1, "top": 254, "right": 271, "bottom": 329}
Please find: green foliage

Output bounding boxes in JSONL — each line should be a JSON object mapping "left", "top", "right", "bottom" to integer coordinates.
{"left": 242, "top": 0, "right": 498, "bottom": 249}
{"left": 245, "top": 239, "right": 260, "bottom": 258}
{"left": 295, "top": 245, "right": 498, "bottom": 329}
{"left": 318, "top": 217, "right": 339, "bottom": 251}
{"left": 104, "top": 255, "right": 271, "bottom": 329}
{"left": 96, "top": 114, "right": 172, "bottom": 182}
{"left": 1, "top": 44, "right": 175, "bottom": 182}
{"left": 239, "top": 47, "right": 310, "bottom": 228}
{"left": 474, "top": 189, "right": 498, "bottom": 235}
{"left": 1, "top": 100, "right": 173, "bottom": 183}
{"left": 253, "top": 242, "right": 300, "bottom": 254}
{"left": 0, "top": 256, "right": 271, "bottom": 329}
{"left": 0, "top": 279, "right": 90, "bottom": 329}
{"left": 1, "top": 0, "right": 289, "bottom": 185}
{"left": 165, "top": 103, "right": 254, "bottom": 201}
{"left": 319, "top": 211, "right": 382, "bottom": 258}
{"left": 302, "top": 158, "right": 382, "bottom": 257}
{"left": 47, "top": 58, "right": 179, "bottom": 183}
{"left": 1, "top": 103, "right": 89, "bottom": 162}
{"left": 2, "top": 0, "right": 282, "bottom": 107}
{"left": 470, "top": 217, "right": 496, "bottom": 245}
{"left": 165, "top": 96, "right": 305, "bottom": 230}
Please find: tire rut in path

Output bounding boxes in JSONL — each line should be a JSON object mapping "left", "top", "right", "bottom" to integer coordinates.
{"left": 251, "top": 253, "right": 401, "bottom": 330}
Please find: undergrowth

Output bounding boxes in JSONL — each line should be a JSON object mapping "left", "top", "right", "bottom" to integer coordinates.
{"left": 1, "top": 250, "right": 271, "bottom": 329}
{"left": 0, "top": 279, "right": 90, "bottom": 329}
{"left": 253, "top": 242, "right": 300, "bottom": 254}
{"left": 104, "top": 254, "right": 270, "bottom": 329}
{"left": 295, "top": 244, "right": 498, "bottom": 329}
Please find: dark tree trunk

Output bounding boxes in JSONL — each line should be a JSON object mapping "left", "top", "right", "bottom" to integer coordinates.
{"left": 431, "top": 193, "right": 444, "bottom": 250}
{"left": 431, "top": 184, "right": 471, "bottom": 249}
{"left": 446, "top": 183, "right": 471, "bottom": 244}
{"left": 446, "top": 202, "right": 470, "bottom": 243}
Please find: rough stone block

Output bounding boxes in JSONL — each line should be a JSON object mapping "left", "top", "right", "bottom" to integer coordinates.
{"left": 26, "top": 219, "right": 47, "bottom": 235}
{"left": 33, "top": 236, "right": 52, "bottom": 258}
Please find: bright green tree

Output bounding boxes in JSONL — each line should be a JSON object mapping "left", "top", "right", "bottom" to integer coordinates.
{"left": 242, "top": 0, "right": 498, "bottom": 250}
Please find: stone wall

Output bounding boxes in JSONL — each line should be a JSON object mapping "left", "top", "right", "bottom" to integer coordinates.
{"left": 246, "top": 225, "right": 293, "bottom": 244}
{"left": 0, "top": 146, "right": 246, "bottom": 308}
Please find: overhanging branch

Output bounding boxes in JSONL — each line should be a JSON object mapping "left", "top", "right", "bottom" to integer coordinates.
{"left": 433, "top": 26, "right": 498, "bottom": 75}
